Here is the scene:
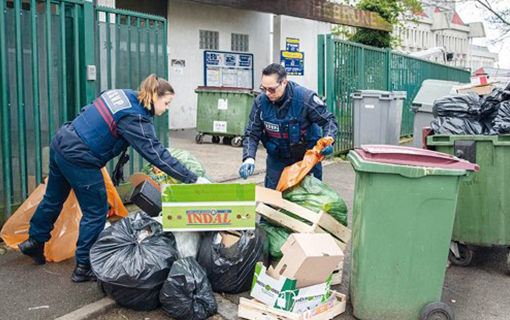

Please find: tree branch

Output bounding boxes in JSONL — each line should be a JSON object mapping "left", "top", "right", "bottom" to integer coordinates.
{"left": 475, "top": 0, "right": 510, "bottom": 26}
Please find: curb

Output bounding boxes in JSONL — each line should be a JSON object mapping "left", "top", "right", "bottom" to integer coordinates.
{"left": 54, "top": 297, "right": 116, "bottom": 320}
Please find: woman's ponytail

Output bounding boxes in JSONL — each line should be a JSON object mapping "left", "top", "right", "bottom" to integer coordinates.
{"left": 138, "top": 74, "right": 174, "bottom": 110}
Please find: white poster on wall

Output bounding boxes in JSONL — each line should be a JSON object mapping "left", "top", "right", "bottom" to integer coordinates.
{"left": 204, "top": 51, "right": 254, "bottom": 89}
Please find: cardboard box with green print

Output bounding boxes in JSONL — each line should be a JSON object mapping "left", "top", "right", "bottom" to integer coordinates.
{"left": 250, "top": 233, "right": 344, "bottom": 313}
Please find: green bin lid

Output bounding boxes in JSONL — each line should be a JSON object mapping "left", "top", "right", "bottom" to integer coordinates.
{"left": 348, "top": 145, "right": 479, "bottom": 178}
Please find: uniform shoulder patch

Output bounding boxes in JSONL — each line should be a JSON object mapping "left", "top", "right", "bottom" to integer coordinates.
{"left": 102, "top": 90, "right": 132, "bottom": 114}
{"left": 313, "top": 95, "right": 324, "bottom": 106}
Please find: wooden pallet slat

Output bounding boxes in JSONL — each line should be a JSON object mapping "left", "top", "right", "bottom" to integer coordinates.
{"left": 238, "top": 292, "right": 346, "bottom": 320}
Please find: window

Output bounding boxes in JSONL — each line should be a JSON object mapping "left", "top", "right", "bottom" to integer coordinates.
{"left": 200, "top": 30, "right": 219, "bottom": 50}
{"left": 231, "top": 33, "right": 249, "bottom": 52}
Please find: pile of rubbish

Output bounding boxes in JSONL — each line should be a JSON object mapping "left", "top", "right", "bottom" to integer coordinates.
{"left": 431, "top": 83, "right": 510, "bottom": 135}
{"left": 261, "top": 175, "right": 348, "bottom": 260}
{"left": 88, "top": 145, "right": 350, "bottom": 319}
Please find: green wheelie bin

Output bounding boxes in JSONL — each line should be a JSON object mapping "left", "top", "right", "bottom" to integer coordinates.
{"left": 348, "top": 145, "right": 479, "bottom": 320}
{"left": 427, "top": 135, "right": 510, "bottom": 270}
{"left": 195, "top": 86, "right": 257, "bottom": 147}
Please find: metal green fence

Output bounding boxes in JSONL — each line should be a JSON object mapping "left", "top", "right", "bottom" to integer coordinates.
{"left": 0, "top": 0, "right": 94, "bottom": 224}
{"left": 0, "top": 2, "right": 168, "bottom": 224}
{"left": 95, "top": 6, "right": 168, "bottom": 178}
{"left": 318, "top": 34, "right": 471, "bottom": 153}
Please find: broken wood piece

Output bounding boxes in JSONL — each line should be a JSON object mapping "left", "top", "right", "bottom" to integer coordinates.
{"left": 238, "top": 291, "right": 346, "bottom": 320}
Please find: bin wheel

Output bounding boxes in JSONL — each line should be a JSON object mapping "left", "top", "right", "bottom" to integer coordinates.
{"left": 195, "top": 134, "right": 204, "bottom": 144}
{"left": 223, "top": 137, "right": 232, "bottom": 145}
{"left": 506, "top": 247, "right": 510, "bottom": 275}
{"left": 212, "top": 136, "right": 220, "bottom": 144}
{"left": 448, "top": 242, "right": 473, "bottom": 267}
{"left": 231, "top": 136, "right": 243, "bottom": 148}
{"left": 420, "top": 301, "right": 455, "bottom": 320}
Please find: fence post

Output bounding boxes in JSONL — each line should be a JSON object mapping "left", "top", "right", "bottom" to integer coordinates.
{"left": 83, "top": 0, "right": 96, "bottom": 104}
{"left": 385, "top": 48, "right": 392, "bottom": 91}
{"left": 359, "top": 47, "right": 365, "bottom": 89}
{"left": 0, "top": 0, "right": 12, "bottom": 221}
{"left": 317, "top": 34, "right": 325, "bottom": 98}
{"left": 325, "top": 34, "right": 335, "bottom": 114}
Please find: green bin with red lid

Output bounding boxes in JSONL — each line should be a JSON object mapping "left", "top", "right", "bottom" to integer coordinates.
{"left": 348, "top": 145, "right": 479, "bottom": 320}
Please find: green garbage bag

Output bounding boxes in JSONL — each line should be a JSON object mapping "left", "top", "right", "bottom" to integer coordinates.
{"left": 142, "top": 148, "right": 210, "bottom": 184}
{"left": 282, "top": 176, "right": 348, "bottom": 227}
{"left": 259, "top": 224, "right": 291, "bottom": 260}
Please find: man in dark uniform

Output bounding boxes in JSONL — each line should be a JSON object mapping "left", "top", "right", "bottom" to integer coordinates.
{"left": 239, "top": 63, "right": 338, "bottom": 189}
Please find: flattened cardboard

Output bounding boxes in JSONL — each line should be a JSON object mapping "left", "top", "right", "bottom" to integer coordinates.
{"left": 456, "top": 84, "right": 493, "bottom": 96}
{"left": 270, "top": 233, "right": 344, "bottom": 288}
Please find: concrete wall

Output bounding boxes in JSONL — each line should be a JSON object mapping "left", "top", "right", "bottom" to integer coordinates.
{"left": 276, "top": 16, "right": 332, "bottom": 93}
{"left": 166, "top": 1, "right": 271, "bottom": 129}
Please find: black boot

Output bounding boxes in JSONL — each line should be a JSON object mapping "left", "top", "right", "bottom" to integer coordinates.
{"left": 72, "top": 264, "right": 97, "bottom": 283}
{"left": 18, "top": 238, "right": 46, "bottom": 265}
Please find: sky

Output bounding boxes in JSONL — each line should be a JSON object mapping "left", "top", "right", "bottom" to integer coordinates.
{"left": 456, "top": 1, "right": 510, "bottom": 68}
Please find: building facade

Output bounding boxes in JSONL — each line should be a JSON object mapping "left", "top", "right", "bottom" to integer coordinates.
{"left": 393, "top": 4, "right": 498, "bottom": 70}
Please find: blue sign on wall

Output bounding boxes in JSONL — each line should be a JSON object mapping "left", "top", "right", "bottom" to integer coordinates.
{"left": 280, "top": 50, "right": 304, "bottom": 76}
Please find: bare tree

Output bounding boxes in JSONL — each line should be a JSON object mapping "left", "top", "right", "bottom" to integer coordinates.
{"left": 473, "top": 0, "right": 510, "bottom": 42}
{"left": 438, "top": 0, "right": 510, "bottom": 42}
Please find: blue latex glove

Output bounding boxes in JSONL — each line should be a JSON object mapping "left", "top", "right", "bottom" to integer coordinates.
{"left": 321, "top": 145, "right": 334, "bottom": 156}
{"left": 239, "top": 158, "right": 255, "bottom": 179}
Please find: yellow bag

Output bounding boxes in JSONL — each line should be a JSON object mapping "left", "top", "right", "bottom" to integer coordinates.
{"left": 0, "top": 168, "right": 128, "bottom": 262}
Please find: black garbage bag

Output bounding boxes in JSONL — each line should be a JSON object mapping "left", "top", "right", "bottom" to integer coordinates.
{"left": 197, "top": 228, "right": 267, "bottom": 294}
{"left": 90, "top": 212, "right": 178, "bottom": 311}
{"left": 432, "top": 93, "right": 481, "bottom": 118}
{"left": 431, "top": 117, "right": 485, "bottom": 135}
{"left": 480, "top": 88, "right": 510, "bottom": 129}
{"left": 491, "top": 101, "right": 510, "bottom": 134}
{"left": 159, "top": 257, "right": 217, "bottom": 320}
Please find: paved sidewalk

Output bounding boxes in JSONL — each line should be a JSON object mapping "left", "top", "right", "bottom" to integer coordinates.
{"left": 2, "top": 131, "right": 510, "bottom": 320}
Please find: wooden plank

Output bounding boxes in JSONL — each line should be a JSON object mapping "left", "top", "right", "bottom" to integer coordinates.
{"left": 238, "top": 292, "right": 346, "bottom": 320}
{"left": 180, "top": 0, "right": 391, "bottom": 31}
{"left": 317, "top": 211, "right": 351, "bottom": 244}
{"left": 256, "top": 204, "right": 315, "bottom": 234}
{"left": 256, "top": 186, "right": 320, "bottom": 225}
{"left": 239, "top": 298, "right": 300, "bottom": 320}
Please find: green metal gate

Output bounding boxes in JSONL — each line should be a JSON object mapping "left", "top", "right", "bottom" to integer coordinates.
{"left": 0, "top": 1, "right": 168, "bottom": 224}
{"left": 318, "top": 34, "right": 471, "bottom": 153}
{"left": 95, "top": 6, "right": 168, "bottom": 177}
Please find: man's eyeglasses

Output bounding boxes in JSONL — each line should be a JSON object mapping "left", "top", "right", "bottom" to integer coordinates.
{"left": 259, "top": 82, "right": 282, "bottom": 94}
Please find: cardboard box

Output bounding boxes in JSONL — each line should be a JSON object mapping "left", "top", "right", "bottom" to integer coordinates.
{"left": 161, "top": 183, "right": 256, "bottom": 231}
{"left": 250, "top": 263, "right": 333, "bottom": 314}
{"left": 269, "top": 233, "right": 344, "bottom": 288}
{"left": 456, "top": 84, "right": 493, "bottom": 95}
{"left": 220, "top": 232, "right": 241, "bottom": 248}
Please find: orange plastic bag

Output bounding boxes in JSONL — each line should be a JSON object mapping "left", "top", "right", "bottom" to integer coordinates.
{"left": 276, "top": 137, "right": 334, "bottom": 192}
{"left": 102, "top": 168, "right": 129, "bottom": 218}
{"left": 0, "top": 168, "right": 128, "bottom": 262}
